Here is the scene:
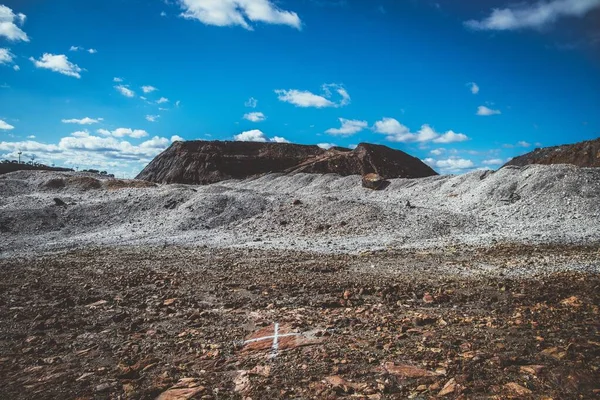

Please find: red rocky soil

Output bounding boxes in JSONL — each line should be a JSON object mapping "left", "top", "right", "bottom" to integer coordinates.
{"left": 1, "top": 245, "right": 599, "bottom": 399}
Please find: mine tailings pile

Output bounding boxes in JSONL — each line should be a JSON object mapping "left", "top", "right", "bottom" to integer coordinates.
{"left": 504, "top": 137, "right": 600, "bottom": 168}
{"left": 136, "top": 141, "right": 438, "bottom": 185}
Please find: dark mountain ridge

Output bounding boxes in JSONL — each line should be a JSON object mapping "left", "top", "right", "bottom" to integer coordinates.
{"left": 504, "top": 137, "right": 600, "bottom": 168}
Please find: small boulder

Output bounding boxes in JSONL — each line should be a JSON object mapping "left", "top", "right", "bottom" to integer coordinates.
{"left": 362, "top": 173, "right": 388, "bottom": 190}
{"left": 53, "top": 198, "right": 66, "bottom": 206}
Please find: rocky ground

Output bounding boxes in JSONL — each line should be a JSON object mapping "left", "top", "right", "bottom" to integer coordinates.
{"left": 1, "top": 244, "right": 599, "bottom": 399}
{"left": 1, "top": 164, "right": 600, "bottom": 256}
{"left": 1, "top": 166, "right": 599, "bottom": 398}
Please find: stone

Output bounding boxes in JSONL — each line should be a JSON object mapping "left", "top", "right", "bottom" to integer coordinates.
{"left": 438, "top": 378, "right": 458, "bottom": 396}
{"left": 561, "top": 296, "right": 582, "bottom": 307}
{"left": 520, "top": 365, "right": 545, "bottom": 375}
{"left": 156, "top": 387, "right": 206, "bottom": 400}
{"left": 422, "top": 293, "right": 434, "bottom": 303}
{"left": 504, "top": 382, "right": 532, "bottom": 396}
{"left": 163, "top": 298, "right": 177, "bottom": 306}
{"left": 85, "top": 300, "right": 108, "bottom": 308}
{"left": 53, "top": 198, "right": 66, "bottom": 206}
{"left": 362, "top": 173, "right": 388, "bottom": 190}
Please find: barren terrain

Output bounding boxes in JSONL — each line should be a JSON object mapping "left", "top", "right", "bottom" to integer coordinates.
{"left": 1, "top": 165, "right": 599, "bottom": 399}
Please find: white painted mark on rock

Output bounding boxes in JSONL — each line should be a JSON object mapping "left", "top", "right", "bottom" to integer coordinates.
{"left": 242, "top": 322, "right": 302, "bottom": 359}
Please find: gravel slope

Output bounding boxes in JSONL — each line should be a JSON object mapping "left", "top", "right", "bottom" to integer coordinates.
{"left": 1, "top": 164, "right": 599, "bottom": 257}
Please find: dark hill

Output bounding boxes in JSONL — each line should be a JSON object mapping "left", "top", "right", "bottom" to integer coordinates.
{"left": 136, "top": 141, "right": 437, "bottom": 184}
{"left": 504, "top": 137, "right": 600, "bottom": 168}
{"left": 0, "top": 163, "right": 73, "bottom": 175}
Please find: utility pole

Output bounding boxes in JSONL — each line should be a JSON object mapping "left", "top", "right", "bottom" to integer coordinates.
{"left": 18, "top": 151, "right": 22, "bottom": 164}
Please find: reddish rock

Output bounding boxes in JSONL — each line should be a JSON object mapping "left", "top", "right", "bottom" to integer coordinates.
{"left": 362, "top": 173, "right": 388, "bottom": 190}
{"left": 504, "top": 382, "right": 532, "bottom": 396}
{"left": 423, "top": 293, "right": 434, "bottom": 303}
{"left": 136, "top": 141, "right": 437, "bottom": 184}
{"left": 241, "top": 324, "right": 322, "bottom": 353}
{"left": 156, "top": 386, "right": 205, "bottom": 400}
{"left": 439, "top": 378, "right": 460, "bottom": 396}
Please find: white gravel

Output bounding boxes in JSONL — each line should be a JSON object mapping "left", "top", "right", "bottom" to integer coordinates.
{"left": 1, "top": 164, "right": 599, "bottom": 258}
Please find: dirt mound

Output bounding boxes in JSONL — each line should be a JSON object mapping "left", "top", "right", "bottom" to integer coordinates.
{"left": 104, "top": 179, "right": 157, "bottom": 190}
{"left": 136, "top": 141, "right": 437, "bottom": 184}
{"left": 504, "top": 137, "right": 600, "bottom": 168}
{"left": 40, "top": 178, "right": 66, "bottom": 190}
{"left": 67, "top": 176, "right": 102, "bottom": 190}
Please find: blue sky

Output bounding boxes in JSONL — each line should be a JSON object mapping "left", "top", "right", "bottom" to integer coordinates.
{"left": 1, "top": 0, "right": 599, "bottom": 177}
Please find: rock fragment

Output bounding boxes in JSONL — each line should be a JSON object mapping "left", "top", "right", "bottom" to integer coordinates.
{"left": 362, "top": 173, "right": 388, "bottom": 190}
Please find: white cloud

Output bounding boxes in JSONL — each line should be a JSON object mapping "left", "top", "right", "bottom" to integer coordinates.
{"left": 468, "top": 82, "right": 479, "bottom": 94}
{"left": 373, "top": 118, "right": 469, "bottom": 144}
{"left": 29, "top": 54, "right": 83, "bottom": 78}
{"left": 0, "top": 132, "right": 175, "bottom": 177}
{"left": 71, "top": 130, "right": 90, "bottom": 138}
{"left": 270, "top": 136, "right": 290, "bottom": 143}
{"left": 0, "top": 119, "right": 15, "bottom": 130}
{"left": 70, "top": 46, "right": 98, "bottom": 54}
{"left": 276, "top": 89, "right": 333, "bottom": 108}
{"left": 373, "top": 117, "right": 410, "bottom": 137}
{"left": 113, "top": 77, "right": 123, "bottom": 82}
{"left": 430, "top": 148, "right": 445, "bottom": 156}
{"left": 115, "top": 85, "right": 135, "bottom": 98}
{"left": 482, "top": 158, "right": 504, "bottom": 166}
{"left": 27, "top": 135, "right": 35, "bottom": 139}
{"left": 171, "top": 135, "right": 184, "bottom": 142}
{"left": 140, "top": 136, "right": 169, "bottom": 148}
{"left": 317, "top": 143, "right": 336, "bottom": 150}
{"left": 424, "top": 157, "right": 475, "bottom": 172}
{"left": 179, "top": 0, "right": 301, "bottom": 30}
{"left": 465, "top": 0, "right": 600, "bottom": 31}
{"left": 146, "top": 115, "right": 160, "bottom": 122}
{"left": 61, "top": 117, "right": 103, "bottom": 125}
{"left": 161, "top": 11, "right": 167, "bottom": 17}
{"left": 325, "top": 118, "right": 368, "bottom": 136}
{"left": 0, "top": 5, "right": 29, "bottom": 42}
{"left": 156, "top": 97, "right": 169, "bottom": 104}
{"left": 142, "top": 85, "right": 158, "bottom": 93}
{"left": 517, "top": 140, "right": 531, "bottom": 148}
{"left": 233, "top": 129, "right": 288, "bottom": 143}
{"left": 243, "top": 111, "right": 266, "bottom": 122}
{"left": 433, "top": 131, "right": 469, "bottom": 144}
{"left": 13, "top": 64, "right": 19, "bottom": 71}
{"left": 175, "top": 100, "right": 181, "bottom": 107}
{"left": 245, "top": 97, "right": 258, "bottom": 108}
{"left": 276, "top": 83, "right": 350, "bottom": 108}
{"left": 0, "top": 48, "right": 14, "bottom": 64}
{"left": 233, "top": 129, "right": 267, "bottom": 142}
{"left": 476, "top": 106, "right": 501, "bottom": 116}
{"left": 97, "top": 128, "right": 149, "bottom": 139}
